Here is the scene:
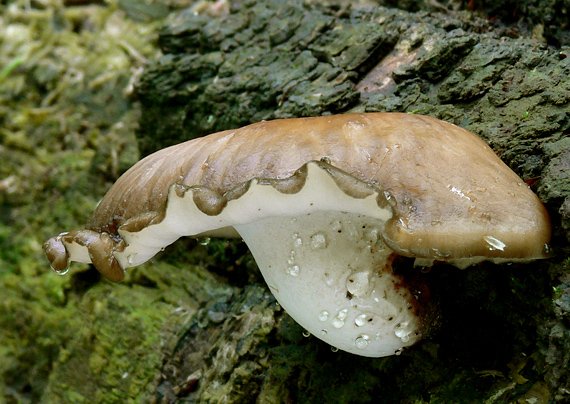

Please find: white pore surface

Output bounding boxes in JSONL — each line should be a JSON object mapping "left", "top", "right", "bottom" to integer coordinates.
{"left": 236, "top": 212, "right": 422, "bottom": 357}
{"left": 112, "top": 162, "right": 420, "bottom": 356}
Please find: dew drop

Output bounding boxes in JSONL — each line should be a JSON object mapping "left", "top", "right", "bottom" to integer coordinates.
{"left": 395, "top": 348, "right": 404, "bottom": 356}
{"left": 432, "top": 248, "right": 451, "bottom": 258}
{"left": 198, "top": 237, "right": 211, "bottom": 246}
{"left": 395, "top": 322, "right": 412, "bottom": 342}
{"left": 292, "top": 233, "right": 303, "bottom": 247}
{"left": 332, "top": 309, "right": 348, "bottom": 328}
{"left": 480, "top": 212, "right": 492, "bottom": 222}
{"left": 320, "top": 156, "right": 331, "bottom": 164}
{"left": 384, "top": 191, "right": 397, "bottom": 207}
{"left": 484, "top": 235, "right": 506, "bottom": 251}
{"left": 345, "top": 120, "right": 365, "bottom": 130}
{"left": 544, "top": 243, "right": 551, "bottom": 255}
{"left": 354, "top": 313, "right": 370, "bottom": 327}
{"left": 302, "top": 330, "right": 311, "bottom": 338}
{"left": 332, "top": 320, "right": 344, "bottom": 329}
{"left": 331, "top": 346, "right": 339, "bottom": 353}
{"left": 321, "top": 329, "right": 328, "bottom": 336}
{"left": 51, "top": 266, "right": 69, "bottom": 276}
{"left": 127, "top": 254, "right": 136, "bottom": 265}
{"left": 310, "top": 233, "right": 327, "bottom": 250}
{"left": 355, "top": 334, "right": 370, "bottom": 350}
{"left": 287, "top": 250, "right": 296, "bottom": 266}
{"left": 288, "top": 265, "right": 300, "bottom": 276}
{"left": 318, "top": 311, "right": 329, "bottom": 322}
{"left": 364, "top": 229, "right": 379, "bottom": 244}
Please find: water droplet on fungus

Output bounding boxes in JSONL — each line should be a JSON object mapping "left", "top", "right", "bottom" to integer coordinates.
{"left": 355, "top": 334, "right": 370, "bottom": 350}
{"left": 288, "top": 265, "right": 300, "bottom": 276}
{"left": 310, "top": 233, "right": 327, "bottom": 250}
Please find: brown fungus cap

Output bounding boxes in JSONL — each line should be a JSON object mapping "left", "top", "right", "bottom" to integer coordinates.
{"left": 43, "top": 112, "right": 551, "bottom": 356}
{"left": 83, "top": 112, "right": 549, "bottom": 262}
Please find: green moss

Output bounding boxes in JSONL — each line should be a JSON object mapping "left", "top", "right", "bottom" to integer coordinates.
{"left": 40, "top": 260, "right": 225, "bottom": 404}
{"left": 0, "top": 1, "right": 166, "bottom": 402}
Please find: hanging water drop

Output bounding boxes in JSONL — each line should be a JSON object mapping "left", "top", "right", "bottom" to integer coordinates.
{"left": 355, "top": 334, "right": 370, "bottom": 350}
{"left": 51, "top": 266, "right": 69, "bottom": 276}
{"left": 198, "top": 237, "right": 211, "bottom": 246}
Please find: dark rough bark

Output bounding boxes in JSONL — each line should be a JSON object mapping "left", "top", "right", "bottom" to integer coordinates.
{"left": 379, "top": 0, "right": 570, "bottom": 46}
{"left": 127, "top": 1, "right": 570, "bottom": 403}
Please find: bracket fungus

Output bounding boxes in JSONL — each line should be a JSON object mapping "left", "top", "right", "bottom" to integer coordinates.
{"left": 44, "top": 113, "right": 551, "bottom": 357}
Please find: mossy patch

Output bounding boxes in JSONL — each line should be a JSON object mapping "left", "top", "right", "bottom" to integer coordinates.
{"left": 41, "top": 260, "right": 227, "bottom": 404}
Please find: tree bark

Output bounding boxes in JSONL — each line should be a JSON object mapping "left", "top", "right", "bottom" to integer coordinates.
{"left": 127, "top": 1, "right": 570, "bottom": 403}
